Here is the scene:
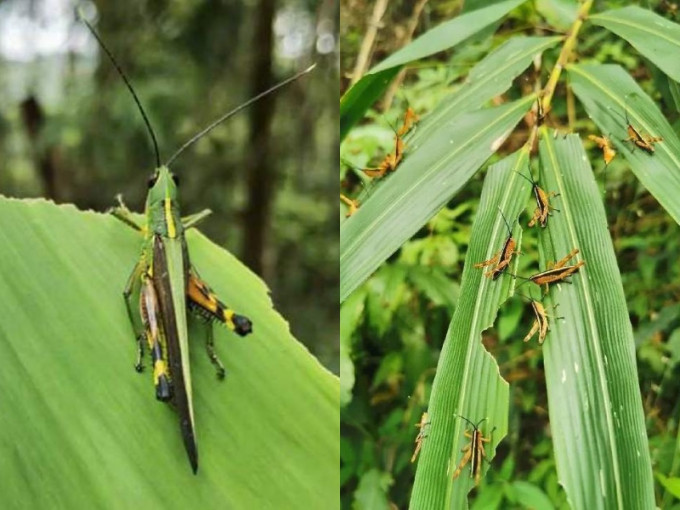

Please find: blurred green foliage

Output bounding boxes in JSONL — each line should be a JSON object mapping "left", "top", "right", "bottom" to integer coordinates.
{"left": 341, "top": 0, "right": 680, "bottom": 508}
{"left": 0, "top": 0, "right": 338, "bottom": 372}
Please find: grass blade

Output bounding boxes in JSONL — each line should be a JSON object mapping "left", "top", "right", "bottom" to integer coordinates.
{"left": 536, "top": 131, "right": 655, "bottom": 509}
{"left": 409, "top": 149, "right": 531, "bottom": 509}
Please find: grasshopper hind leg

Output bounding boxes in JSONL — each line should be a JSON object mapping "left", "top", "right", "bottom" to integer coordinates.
{"left": 205, "top": 323, "right": 227, "bottom": 380}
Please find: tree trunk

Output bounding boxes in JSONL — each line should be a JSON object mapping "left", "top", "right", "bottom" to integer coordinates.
{"left": 242, "top": 0, "right": 276, "bottom": 277}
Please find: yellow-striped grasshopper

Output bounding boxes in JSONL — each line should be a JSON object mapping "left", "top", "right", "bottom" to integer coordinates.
{"left": 82, "top": 18, "right": 314, "bottom": 473}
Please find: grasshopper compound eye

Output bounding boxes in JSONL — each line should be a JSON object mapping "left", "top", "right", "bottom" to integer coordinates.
{"left": 147, "top": 173, "right": 158, "bottom": 188}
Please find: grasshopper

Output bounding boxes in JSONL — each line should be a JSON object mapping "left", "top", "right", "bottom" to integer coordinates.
{"left": 82, "top": 17, "right": 314, "bottom": 473}
{"left": 515, "top": 164, "right": 559, "bottom": 228}
{"left": 517, "top": 293, "right": 564, "bottom": 344}
{"left": 588, "top": 134, "right": 617, "bottom": 167}
{"left": 360, "top": 108, "right": 417, "bottom": 179}
{"left": 474, "top": 207, "right": 520, "bottom": 280}
{"left": 616, "top": 94, "right": 663, "bottom": 153}
{"left": 452, "top": 416, "right": 494, "bottom": 486}
{"left": 411, "top": 412, "right": 430, "bottom": 463}
{"left": 519, "top": 248, "right": 585, "bottom": 295}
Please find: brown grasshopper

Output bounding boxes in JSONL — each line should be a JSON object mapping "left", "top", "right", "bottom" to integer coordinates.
{"left": 522, "top": 248, "right": 585, "bottom": 295}
{"left": 515, "top": 165, "right": 559, "bottom": 228}
{"left": 411, "top": 412, "right": 430, "bottom": 463}
{"left": 474, "top": 208, "right": 520, "bottom": 280}
{"left": 588, "top": 134, "right": 617, "bottom": 167}
{"left": 519, "top": 295, "right": 564, "bottom": 344}
{"left": 616, "top": 94, "right": 663, "bottom": 153}
{"left": 452, "top": 416, "right": 494, "bottom": 486}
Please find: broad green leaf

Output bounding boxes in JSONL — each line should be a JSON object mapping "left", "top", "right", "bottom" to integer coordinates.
{"left": 411, "top": 36, "right": 562, "bottom": 147}
{"left": 341, "top": 95, "right": 535, "bottom": 302}
{"left": 590, "top": 6, "right": 680, "bottom": 82}
{"left": 536, "top": 131, "right": 654, "bottom": 509}
{"left": 568, "top": 63, "right": 680, "bottom": 225}
{"left": 370, "top": 0, "right": 526, "bottom": 74}
{"left": 341, "top": 68, "right": 401, "bottom": 141}
{"left": 409, "top": 150, "right": 531, "bottom": 509}
{"left": 0, "top": 198, "right": 338, "bottom": 509}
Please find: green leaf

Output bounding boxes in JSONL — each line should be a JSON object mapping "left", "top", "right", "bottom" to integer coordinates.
{"left": 0, "top": 198, "right": 338, "bottom": 509}
{"left": 669, "top": 78, "right": 680, "bottom": 112}
{"left": 340, "top": 289, "right": 366, "bottom": 407}
{"left": 411, "top": 36, "right": 562, "bottom": 147}
{"left": 507, "top": 480, "right": 555, "bottom": 510}
{"left": 370, "top": 0, "right": 526, "bottom": 74}
{"left": 657, "top": 474, "right": 680, "bottom": 499}
{"left": 340, "top": 0, "right": 527, "bottom": 137}
{"left": 590, "top": 6, "right": 680, "bottom": 82}
{"left": 409, "top": 150, "right": 532, "bottom": 508}
{"left": 340, "top": 95, "right": 535, "bottom": 302}
{"left": 568, "top": 63, "right": 680, "bottom": 225}
{"left": 353, "top": 469, "right": 393, "bottom": 510}
{"left": 340, "top": 68, "right": 401, "bottom": 141}
{"left": 536, "top": 131, "right": 655, "bottom": 509}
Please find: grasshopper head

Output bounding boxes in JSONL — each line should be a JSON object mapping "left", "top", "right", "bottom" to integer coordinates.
{"left": 146, "top": 166, "right": 181, "bottom": 237}
{"left": 146, "top": 166, "right": 179, "bottom": 207}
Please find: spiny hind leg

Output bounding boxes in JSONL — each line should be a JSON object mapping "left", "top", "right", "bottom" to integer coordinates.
{"left": 193, "top": 313, "right": 227, "bottom": 380}
{"left": 554, "top": 249, "right": 580, "bottom": 269}
{"left": 474, "top": 252, "right": 500, "bottom": 269}
{"left": 453, "top": 445, "right": 472, "bottom": 480}
{"left": 123, "top": 258, "right": 146, "bottom": 371}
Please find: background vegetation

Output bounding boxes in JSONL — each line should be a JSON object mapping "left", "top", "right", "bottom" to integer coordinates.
{"left": 340, "top": 0, "right": 680, "bottom": 508}
{"left": 0, "top": 0, "right": 339, "bottom": 372}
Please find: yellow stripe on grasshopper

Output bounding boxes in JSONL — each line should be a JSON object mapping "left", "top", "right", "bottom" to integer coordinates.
{"left": 165, "top": 197, "right": 177, "bottom": 238}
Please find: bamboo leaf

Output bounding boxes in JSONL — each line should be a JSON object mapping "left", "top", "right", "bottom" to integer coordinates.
{"left": 340, "top": 96, "right": 535, "bottom": 302}
{"left": 340, "top": 0, "right": 527, "bottom": 137}
{"left": 411, "top": 36, "right": 562, "bottom": 147}
{"left": 0, "top": 198, "right": 338, "bottom": 509}
{"left": 568, "top": 63, "right": 680, "bottom": 225}
{"left": 370, "top": 0, "right": 526, "bottom": 74}
{"left": 590, "top": 6, "right": 680, "bottom": 82}
{"left": 409, "top": 150, "right": 531, "bottom": 509}
{"left": 535, "top": 131, "right": 655, "bottom": 509}
{"left": 341, "top": 68, "right": 401, "bottom": 141}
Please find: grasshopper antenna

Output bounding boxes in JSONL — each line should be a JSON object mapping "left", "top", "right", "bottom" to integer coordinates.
{"left": 166, "top": 64, "right": 316, "bottom": 167}
{"left": 79, "top": 13, "right": 161, "bottom": 168}
{"left": 497, "top": 206, "right": 513, "bottom": 236}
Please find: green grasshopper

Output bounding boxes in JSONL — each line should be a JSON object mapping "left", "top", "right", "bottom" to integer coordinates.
{"left": 81, "top": 17, "right": 314, "bottom": 473}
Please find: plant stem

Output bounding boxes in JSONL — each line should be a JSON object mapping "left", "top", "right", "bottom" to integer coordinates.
{"left": 540, "top": 0, "right": 593, "bottom": 114}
